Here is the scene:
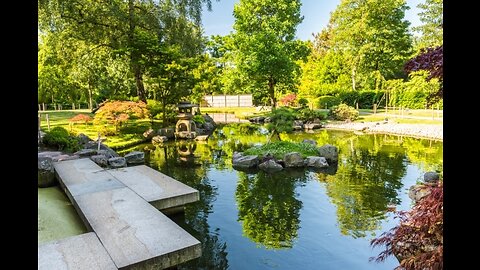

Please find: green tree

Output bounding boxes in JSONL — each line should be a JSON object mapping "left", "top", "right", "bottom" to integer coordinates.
{"left": 231, "top": 0, "right": 309, "bottom": 108}
{"left": 330, "top": 0, "right": 413, "bottom": 91}
{"left": 39, "top": 0, "right": 213, "bottom": 102}
{"left": 413, "top": 0, "right": 443, "bottom": 51}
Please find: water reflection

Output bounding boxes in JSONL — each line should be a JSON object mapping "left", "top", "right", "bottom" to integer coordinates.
{"left": 235, "top": 170, "right": 306, "bottom": 249}
{"left": 125, "top": 124, "right": 442, "bottom": 268}
{"left": 147, "top": 142, "right": 229, "bottom": 269}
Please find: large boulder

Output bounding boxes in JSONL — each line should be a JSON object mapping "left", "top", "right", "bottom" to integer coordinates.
{"left": 304, "top": 123, "right": 322, "bottom": 129}
{"left": 203, "top": 113, "right": 215, "bottom": 125}
{"left": 108, "top": 157, "right": 127, "bottom": 168}
{"left": 232, "top": 152, "right": 259, "bottom": 169}
{"left": 96, "top": 149, "right": 116, "bottom": 159}
{"left": 408, "top": 184, "right": 431, "bottom": 203}
{"left": 293, "top": 120, "right": 304, "bottom": 130}
{"left": 317, "top": 144, "right": 338, "bottom": 162}
{"left": 38, "top": 157, "right": 56, "bottom": 188}
{"left": 195, "top": 135, "right": 209, "bottom": 141}
{"left": 204, "top": 122, "right": 215, "bottom": 132}
{"left": 90, "top": 155, "right": 109, "bottom": 167}
{"left": 259, "top": 159, "right": 283, "bottom": 172}
{"left": 283, "top": 152, "right": 305, "bottom": 168}
{"left": 152, "top": 135, "right": 168, "bottom": 144}
{"left": 124, "top": 151, "right": 145, "bottom": 165}
{"left": 302, "top": 139, "right": 317, "bottom": 146}
{"left": 304, "top": 156, "right": 329, "bottom": 168}
{"left": 74, "top": 148, "right": 97, "bottom": 157}
{"left": 143, "top": 128, "right": 156, "bottom": 140}
{"left": 158, "top": 128, "right": 175, "bottom": 139}
{"left": 424, "top": 171, "right": 440, "bottom": 183}
{"left": 77, "top": 133, "right": 92, "bottom": 145}
{"left": 249, "top": 116, "right": 265, "bottom": 123}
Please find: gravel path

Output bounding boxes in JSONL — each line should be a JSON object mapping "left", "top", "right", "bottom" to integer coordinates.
{"left": 324, "top": 121, "right": 443, "bottom": 141}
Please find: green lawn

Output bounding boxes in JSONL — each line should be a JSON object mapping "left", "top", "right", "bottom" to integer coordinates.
{"left": 38, "top": 110, "right": 160, "bottom": 149}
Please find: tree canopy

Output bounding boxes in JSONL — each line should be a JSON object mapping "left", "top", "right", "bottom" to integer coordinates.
{"left": 231, "top": 0, "right": 309, "bottom": 108}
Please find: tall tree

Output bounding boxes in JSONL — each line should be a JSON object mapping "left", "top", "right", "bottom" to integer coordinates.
{"left": 231, "top": 0, "right": 308, "bottom": 108}
{"left": 329, "top": 0, "right": 413, "bottom": 91}
{"left": 413, "top": 0, "right": 443, "bottom": 51}
{"left": 39, "top": 0, "right": 214, "bottom": 102}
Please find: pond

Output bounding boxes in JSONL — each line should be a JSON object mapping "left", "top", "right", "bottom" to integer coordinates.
{"left": 120, "top": 124, "right": 443, "bottom": 270}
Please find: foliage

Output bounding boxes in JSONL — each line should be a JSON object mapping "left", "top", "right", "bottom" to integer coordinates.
{"left": 42, "top": 127, "right": 81, "bottom": 152}
{"left": 297, "top": 98, "right": 308, "bottom": 108}
{"left": 404, "top": 45, "right": 443, "bottom": 103}
{"left": 329, "top": 104, "right": 359, "bottom": 121}
{"left": 317, "top": 95, "right": 341, "bottom": 109}
{"left": 243, "top": 141, "right": 319, "bottom": 160}
{"left": 295, "top": 108, "right": 326, "bottom": 122}
{"left": 39, "top": 0, "right": 212, "bottom": 102}
{"left": 371, "top": 182, "right": 443, "bottom": 270}
{"left": 413, "top": 0, "right": 443, "bottom": 51}
{"left": 329, "top": 0, "right": 412, "bottom": 91}
{"left": 385, "top": 71, "right": 440, "bottom": 109}
{"left": 146, "top": 99, "right": 163, "bottom": 122}
{"left": 357, "top": 91, "right": 385, "bottom": 109}
{"left": 231, "top": 0, "right": 309, "bottom": 108}
{"left": 193, "top": 114, "right": 206, "bottom": 125}
{"left": 280, "top": 93, "right": 297, "bottom": 107}
{"left": 68, "top": 114, "right": 92, "bottom": 124}
{"left": 265, "top": 107, "right": 296, "bottom": 141}
{"left": 93, "top": 100, "right": 148, "bottom": 133}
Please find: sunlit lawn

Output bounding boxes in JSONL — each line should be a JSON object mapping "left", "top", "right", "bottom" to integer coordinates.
{"left": 38, "top": 110, "right": 160, "bottom": 149}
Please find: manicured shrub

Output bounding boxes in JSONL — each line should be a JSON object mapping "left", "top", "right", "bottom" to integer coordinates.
{"left": 298, "top": 98, "right": 308, "bottom": 108}
{"left": 338, "top": 91, "right": 359, "bottom": 107}
{"left": 358, "top": 91, "right": 385, "bottom": 109}
{"left": 42, "top": 126, "right": 80, "bottom": 152}
{"left": 193, "top": 114, "right": 206, "bottom": 125}
{"left": 317, "top": 95, "right": 341, "bottom": 109}
{"left": 69, "top": 114, "right": 92, "bottom": 124}
{"left": 329, "top": 103, "right": 359, "bottom": 121}
{"left": 94, "top": 100, "right": 149, "bottom": 133}
{"left": 296, "top": 108, "right": 326, "bottom": 122}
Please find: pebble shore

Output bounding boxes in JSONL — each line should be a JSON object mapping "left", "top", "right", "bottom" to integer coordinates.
{"left": 324, "top": 121, "right": 443, "bottom": 141}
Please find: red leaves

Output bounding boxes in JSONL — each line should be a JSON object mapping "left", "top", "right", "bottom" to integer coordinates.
{"left": 68, "top": 113, "right": 92, "bottom": 123}
{"left": 280, "top": 93, "right": 297, "bottom": 106}
{"left": 371, "top": 182, "right": 443, "bottom": 269}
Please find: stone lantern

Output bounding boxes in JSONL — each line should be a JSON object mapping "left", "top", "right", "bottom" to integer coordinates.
{"left": 174, "top": 102, "right": 199, "bottom": 139}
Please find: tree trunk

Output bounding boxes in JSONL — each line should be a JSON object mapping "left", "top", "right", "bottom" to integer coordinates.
{"left": 88, "top": 83, "right": 93, "bottom": 110}
{"left": 134, "top": 66, "right": 146, "bottom": 102}
{"left": 267, "top": 129, "right": 281, "bottom": 143}
{"left": 162, "top": 97, "right": 167, "bottom": 127}
{"left": 268, "top": 77, "right": 276, "bottom": 109}
{"left": 128, "top": 0, "right": 146, "bottom": 103}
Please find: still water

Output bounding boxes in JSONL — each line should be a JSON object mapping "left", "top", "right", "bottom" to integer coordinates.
{"left": 123, "top": 124, "right": 443, "bottom": 270}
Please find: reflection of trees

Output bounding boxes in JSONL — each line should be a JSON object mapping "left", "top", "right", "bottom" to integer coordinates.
{"left": 147, "top": 143, "right": 229, "bottom": 270}
{"left": 235, "top": 170, "right": 306, "bottom": 249}
{"left": 321, "top": 135, "right": 408, "bottom": 238}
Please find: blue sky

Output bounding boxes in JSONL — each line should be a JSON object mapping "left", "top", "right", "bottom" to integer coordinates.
{"left": 201, "top": 0, "right": 424, "bottom": 40}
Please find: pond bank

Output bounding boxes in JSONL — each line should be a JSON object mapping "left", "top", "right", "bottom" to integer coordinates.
{"left": 324, "top": 121, "right": 443, "bottom": 141}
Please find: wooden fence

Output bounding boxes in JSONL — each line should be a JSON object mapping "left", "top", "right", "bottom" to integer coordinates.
{"left": 202, "top": 94, "right": 253, "bottom": 107}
